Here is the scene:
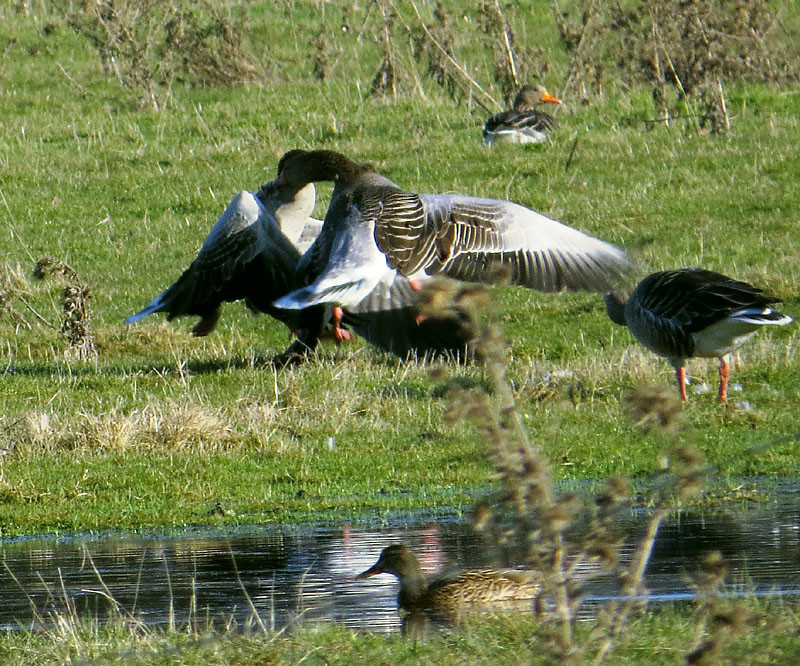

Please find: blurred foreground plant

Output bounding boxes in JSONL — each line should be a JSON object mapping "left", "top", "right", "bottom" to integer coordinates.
{"left": 419, "top": 277, "right": 760, "bottom": 664}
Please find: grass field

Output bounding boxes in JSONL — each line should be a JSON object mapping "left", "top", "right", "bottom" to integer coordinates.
{"left": 1, "top": 601, "right": 800, "bottom": 665}
{"left": 0, "top": 1, "right": 798, "bottom": 537}
{"left": 1, "top": 1, "right": 800, "bottom": 662}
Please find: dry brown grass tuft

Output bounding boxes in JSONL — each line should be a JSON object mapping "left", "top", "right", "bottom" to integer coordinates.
{"left": 6, "top": 402, "right": 237, "bottom": 454}
{"left": 555, "top": 0, "right": 799, "bottom": 129}
{"left": 53, "top": 0, "right": 262, "bottom": 110}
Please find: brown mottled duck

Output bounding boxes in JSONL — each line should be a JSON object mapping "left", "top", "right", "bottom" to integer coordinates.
{"left": 356, "top": 544, "right": 541, "bottom": 614}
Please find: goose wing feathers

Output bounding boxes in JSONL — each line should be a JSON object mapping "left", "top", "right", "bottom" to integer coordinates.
{"left": 126, "top": 191, "right": 300, "bottom": 332}
{"left": 375, "top": 193, "right": 631, "bottom": 292}
{"left": 634, "top": 268, "right": 787, "bottom": 333}
{"left": 484, "top": 109, "right": 557, "bottom": 135}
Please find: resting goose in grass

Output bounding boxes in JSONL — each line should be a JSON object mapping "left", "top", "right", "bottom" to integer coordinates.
{"left": 126, "top": 180, "right": 473, "bottom": 362}
{"left": 604, "top": 268, "right": 793, "bottom": 402}
{"left": 271, "top": 149, "right": 632, "bottom": 328}
{"left": 483, "top": 84, "right": 561, "bottom": 145}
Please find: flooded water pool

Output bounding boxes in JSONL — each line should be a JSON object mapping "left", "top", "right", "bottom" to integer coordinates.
{"left": 1, "top": 484, "right": 799, "bottom": 633}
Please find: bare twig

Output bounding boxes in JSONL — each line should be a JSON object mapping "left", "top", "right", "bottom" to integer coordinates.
{"left": 492, "top": 0, "right": 519, "bottom": 88}
{"left": 396, "top": 0, "right": 502, "bottom": 112}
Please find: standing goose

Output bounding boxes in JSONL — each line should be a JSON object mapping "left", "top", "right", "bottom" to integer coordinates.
{"left": 125, "top": 180, "right": 473, "bottom": 362}
{"left": 604, "top": 268, "right": 793, "bottom": 402}
{"left": 483, "top": 84, "right": 562, "bottom": 145}
{"left": 271, "top": 149, "right": 632, "bottom": 321}
{"left": 356, "top": 544, "right": 541, "bottom": 615}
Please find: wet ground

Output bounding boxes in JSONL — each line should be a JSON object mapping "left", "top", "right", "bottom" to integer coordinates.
{"left": 1, "top": 482, "right": 799, "bottom": 633}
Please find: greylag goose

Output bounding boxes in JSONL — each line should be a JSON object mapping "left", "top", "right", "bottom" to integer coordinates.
{"left": 270, "top": 149, "right": 632, "bottom": 319}
{"left": 125, "top": 183, "right": 311, "bottom": 337}
{"left": 356, "top": 544, "right": 540, "bottom": 614}
{"left": 483, "top": 84, "right": 561, "bottom": 145}
{"left": 125, "top": 180, "right": 473, "bottom": 361}
{"left": 604, "top": 268, "right": 793, "bottom": 402}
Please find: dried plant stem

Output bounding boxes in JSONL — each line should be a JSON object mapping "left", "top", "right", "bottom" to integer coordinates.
{"left": 590, "top": 506, "right": 668, "bottom": 666}
{"left": 717, "top": 78, "right": 731, "bottom": 131}
{"left": 397, "top": 0, "right": 502, "bottom": 112}
{"left": 479, "top": 329, "right": 576, "bottom": 648}
{"left": 492, "top": 0, "right": 519, "bottom": 88}
{"left": 550, "top": 533, "right": 574, "bottom": 652}
{"left": 555, "top": 0, "right": 600, "bottom": 99}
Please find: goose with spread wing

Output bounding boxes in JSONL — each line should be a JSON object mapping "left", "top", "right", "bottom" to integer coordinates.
{"left": 483, "top": 84, "right": 561, "bottom": 145}
{"left": 125, "top": 179, "right": 473, "bottom": 362}
{"left": 604, "top": 268, "right": 793, "bottom": 402}
{"left": 271, "top": 149, "right": 632, "bottom": 320}
{"left": 125, "top": 182, "right": 316, "bottom": 338}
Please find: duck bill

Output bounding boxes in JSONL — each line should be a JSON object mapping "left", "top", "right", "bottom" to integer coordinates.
{"left": 541, "top": 92, "right": 562, "bottom": 105}
{"left": 355, "top": 564, "right": 384, "bottom": 580}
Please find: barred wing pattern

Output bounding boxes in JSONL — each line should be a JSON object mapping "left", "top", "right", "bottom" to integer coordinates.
{"left": 634, "top": 269, "right": 787, "bottom": 332}
{"left": 624, "top": 268, "right": 792, "bottom": 361}
{"left": 484, "top": 109, "right": 557, "bottom": 135}
{"left": 377, "top": 193, "right": 631, "bottom": 292}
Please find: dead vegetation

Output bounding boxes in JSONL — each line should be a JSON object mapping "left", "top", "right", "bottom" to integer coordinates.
{"left": 52, "top": 0, "right": 261, "bottom": 110}
{"left": 5, "top": 401, "right": 254, "bottom": 454}
{"left": 33, "top": 257, "right": 97, "bottom": 361}
{"left": 555, "top": 0, "right": 799, "bottom": 130}
{"left": 45, "top": 0, "right": 798, "bottom": 125}
{"left": 0, "top": 259, "right": 97, "bottom": 360}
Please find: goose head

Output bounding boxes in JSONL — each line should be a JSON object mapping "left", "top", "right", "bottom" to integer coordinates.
{"left": 513, "top": 85, "right": 561, "bottom": 111}
{"left": 274, "top": 149, "right": 374, "bottom": 187}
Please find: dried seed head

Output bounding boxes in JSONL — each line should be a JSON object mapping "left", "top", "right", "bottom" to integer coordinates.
{"left": 623, "top": 383, "right": 682, "bottom": 432}
{"left": 712, "top": 605, "right": 752, "bottom": 635}
{"left": 596, "top": 476, "right": 631, "bottom": 511}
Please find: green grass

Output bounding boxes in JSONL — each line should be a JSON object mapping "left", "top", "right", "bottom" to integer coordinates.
{"left": 0, "top": 1, "right": 799, "bottom": 539}
{"left": 1, "top": 601, "right": 799, "bottom": 665}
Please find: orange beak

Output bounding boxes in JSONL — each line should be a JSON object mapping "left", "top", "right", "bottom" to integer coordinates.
{"left": 541, "top": 92, "right": 561, "bottom": 105}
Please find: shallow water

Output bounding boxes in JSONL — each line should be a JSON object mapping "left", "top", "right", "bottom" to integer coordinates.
{"left": 1, "top": 486, "right": 799, "bottom": 633}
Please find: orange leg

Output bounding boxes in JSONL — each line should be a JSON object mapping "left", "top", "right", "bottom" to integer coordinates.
{"left": 718, "top": 356, "right": 729, "bottom": 403}
{"left": 675, "top": 366, "right": 689, "bottom": 402}
{"left": 411, "top": 279, "right": 427, "bottom": 324}
{"left": 331, "top": 306, "right": 353, "bottom": 343}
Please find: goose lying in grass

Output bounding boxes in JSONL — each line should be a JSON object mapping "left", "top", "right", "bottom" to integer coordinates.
{"left": 483, "top": 84, "right": 561, "bottom": 145}
{"left": 270, "top": 149, "right": 632, "bottom": 334}
{"left": 604, "top": 268, "right": 793, "bottom": 402}
{"left": 356, "top": 544, "right": 540, "bottom": 615}
{"left": 125, "top": 181, "right": 473, "bottom": 362}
